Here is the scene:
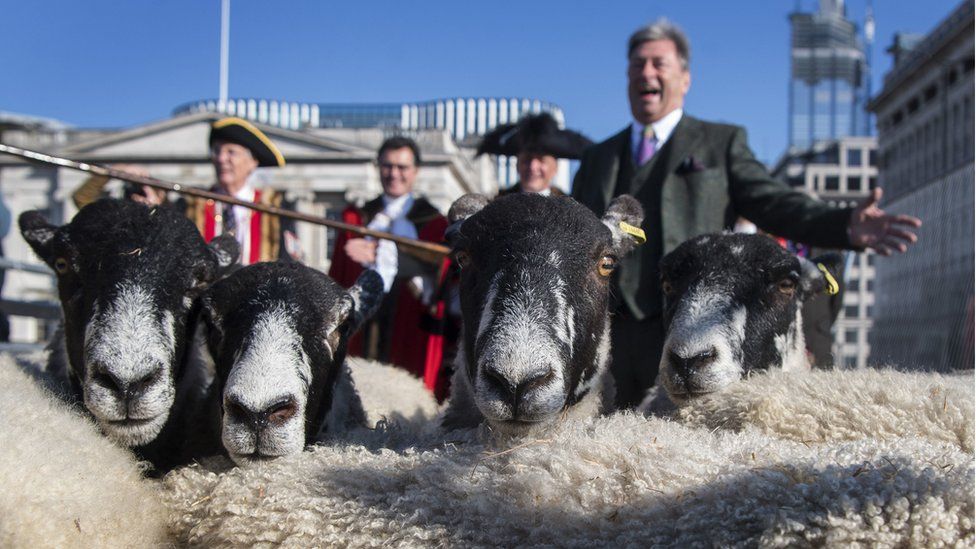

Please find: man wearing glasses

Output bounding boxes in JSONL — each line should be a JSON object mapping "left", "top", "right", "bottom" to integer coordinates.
{"left": 329, "top": 136, "right": 449, "bottom": 379}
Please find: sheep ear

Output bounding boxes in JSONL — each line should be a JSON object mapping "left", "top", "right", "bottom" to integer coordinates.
{"left": 199, "top": 294, "right": 226, "bottom": 369}
{"left": 446, "top": 194, "right": 490, "bottom": 245}
{"left": 448, "top": 194, "right": 490, "bottom": 224}
{"left": 19, "top": 211, "right": 59, "bottom": 266}
{"left": 601, "top": 195, "right": 645, "bottom": 257}
{"left": 208, "top": 234, "right": 240, "bottom": 274}
{"left": 799, "top": 253, "right": 844, "bottom": 299}
{"left": 343, "top": 269, "right": 385, "bottom": 335}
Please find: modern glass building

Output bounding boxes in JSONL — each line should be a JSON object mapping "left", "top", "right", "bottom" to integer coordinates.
{"left": 788, "top": 0, "right": 872, "bottom": 150}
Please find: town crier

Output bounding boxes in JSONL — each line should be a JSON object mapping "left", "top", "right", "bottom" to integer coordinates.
{"left": 186, "top": 117, "right": 302, "bottom": 265}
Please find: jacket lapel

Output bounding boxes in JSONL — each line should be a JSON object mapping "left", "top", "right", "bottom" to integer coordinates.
{"left": 600, "top": 128, "right": 631, "bottom": 209}
{"left": 628, "top": 116, "right": 703, "bottom": 196}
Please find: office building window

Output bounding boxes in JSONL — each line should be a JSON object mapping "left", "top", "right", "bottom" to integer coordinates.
{"left": 847, "top": 176, "right": 862, "bottom": 191}
{"left": 847, "top": 148, "right": 863, "bottom": 166}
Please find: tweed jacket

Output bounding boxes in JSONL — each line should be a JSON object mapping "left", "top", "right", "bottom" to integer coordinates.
{"left": 572, "top": 114, "right": 853, "bottom": 320}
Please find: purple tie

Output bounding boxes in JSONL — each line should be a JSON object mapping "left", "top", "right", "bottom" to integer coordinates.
{"left": 636, "top": 126, "right": 657, "bottom": 166}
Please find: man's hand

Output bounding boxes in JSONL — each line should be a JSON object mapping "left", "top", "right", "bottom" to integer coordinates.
{"left": 111, "top": 164, "right": 150, "bottom": 178}
{"left": 130, "top": 185, "right": 166, "bottom": 205}
{"left": 848, "top": 187, "right": 922, "bottom": 256}
{"left": 345, "top": 238, "right": 378, "bottom": 266}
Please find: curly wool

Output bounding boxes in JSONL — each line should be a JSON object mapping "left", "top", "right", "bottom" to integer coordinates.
{"left": 0, "top": 355, "right": 170, "bottom": 547}
{"left": 346, "top": 356, "right": 440, "bottom": 430}
{"left": 162, "top": 415, "right": 974, "bottom": 546}
{"left": 666, "top": 368, "right": 975, "bottom": 453}
{"left": 5, "top": 350, "right": 973, "bottom": 547}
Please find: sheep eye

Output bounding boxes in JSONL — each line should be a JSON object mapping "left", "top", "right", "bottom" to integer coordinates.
{"left": 54, "top": 258, "right": 70, "bottom": 274}
{"left": 455, "top": 250, "right": 471, "bottom": 269}
{"left": 777, "top": 278, "right": 797, "bottom": 295}
{"left": 597, "top": 256, "right": 616, "bottom": 277}
{"left": 662, "top": 279, "right": 674, "bottom": 295}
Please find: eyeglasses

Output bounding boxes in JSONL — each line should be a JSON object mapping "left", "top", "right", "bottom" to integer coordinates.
{"left": 379, "top": 162, "right": 416, "bottom": 173}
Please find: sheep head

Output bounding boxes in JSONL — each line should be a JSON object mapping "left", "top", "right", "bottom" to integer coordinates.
{"left": 19, "top": 199, "right": 239, "bottom": 447}
{"left": 657, "top": 233, "right": 842, "bottom": 402}
{"left": 201, "top": 263, "right": 382, "bottom": 466}
{"left": 446, "top": 193, "right": 644, "bottom": 435}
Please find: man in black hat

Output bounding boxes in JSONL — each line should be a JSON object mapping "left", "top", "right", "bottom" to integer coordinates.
{"left": 478, "top": 113, "right": 592, "bottom": 196}
{"left": 186, "top": 117, "right": 301, "bottom": 265}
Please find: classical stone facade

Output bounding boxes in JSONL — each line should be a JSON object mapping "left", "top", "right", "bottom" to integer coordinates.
{"left": 174, "top": 97, "right": 572, "bottom": 192}
{"left": 0, "top": 111, "right": 497, "bottom": 342}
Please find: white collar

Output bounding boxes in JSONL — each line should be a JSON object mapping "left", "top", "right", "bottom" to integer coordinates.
{"left": 233, "top": 184, "right": 255, "bottom": 202}
{"left": 381, "top": 193, "right": 414, "bottom": 218}
{"left": 631, "top": 108, "right": 684, "bottom": 150}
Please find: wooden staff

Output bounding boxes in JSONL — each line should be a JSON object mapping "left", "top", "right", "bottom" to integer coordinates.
{"left": 0, "top": 142, "right": 451, "bottom": 259}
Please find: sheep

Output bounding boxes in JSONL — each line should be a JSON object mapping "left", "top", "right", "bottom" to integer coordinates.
{"left": 671, "top": 367, "right": 975, "bottom": 452}
{"left": 3, "top": 326, "right": 968, "bottom": 546}
{"left": 160, "top": 374, "right": 975, "bottom": 547}
{"left": 0, "top": 354, "right": 171, "bottom": 547}
{"left": 19, "top": 199, "right": 238, "bottom": 471}
{"left": 648, "top": 232, "right": 841, "bottom": 407}
{"left": 440, "top": 193, "right": 645, "bottom": 435}
{"left": 199, "top": 262, "right": 384, "bottom": 466}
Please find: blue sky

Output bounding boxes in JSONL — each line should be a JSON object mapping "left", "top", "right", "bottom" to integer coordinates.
{"left": 0, "top": 0, "right": 962, "bottom": 164}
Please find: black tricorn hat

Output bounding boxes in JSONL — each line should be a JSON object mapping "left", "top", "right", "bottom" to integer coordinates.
{"left": 476, "top": 112, "right": 592, "bottom": 160}
{"left": 209, "top": 117, "right": 286, "bottom": 168}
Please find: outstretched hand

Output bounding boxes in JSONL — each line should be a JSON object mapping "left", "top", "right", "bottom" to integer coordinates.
{"left": 848, "top": 187, "right": 922, "bottom": 256}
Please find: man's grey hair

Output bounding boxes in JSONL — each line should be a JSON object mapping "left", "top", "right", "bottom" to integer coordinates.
{"left": 627, "top": 19, "right": 691, "bottom": 70}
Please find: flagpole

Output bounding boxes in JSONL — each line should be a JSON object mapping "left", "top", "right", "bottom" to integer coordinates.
{"left": 219, "top": 0, "right": 230, "bottom": 107}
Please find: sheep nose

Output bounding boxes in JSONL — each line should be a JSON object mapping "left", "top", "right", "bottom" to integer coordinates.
{"left": 91, "top": 363, "right": 161, "bottom": 401}
{"left": 668, "top": 347, "right": 718, "bottom": 376}
{"left": 226, "top": 396, "right": 299, "bottom": 431}
{"left": 482, "top": 365, "right": 557, "bottom": 415}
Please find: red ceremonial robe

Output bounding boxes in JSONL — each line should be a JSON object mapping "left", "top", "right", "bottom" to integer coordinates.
{"left": 328, "top": 195, "right": 452, "bottom": 397}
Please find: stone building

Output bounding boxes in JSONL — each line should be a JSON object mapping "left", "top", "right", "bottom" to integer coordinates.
{"left": 175, "top": 96, "right": 571, "bottom": 192}
{"left": 0, "top": 111, "right": 497, "bottom": 343}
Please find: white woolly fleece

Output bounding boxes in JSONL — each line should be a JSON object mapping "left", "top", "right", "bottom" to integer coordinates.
{"left": 345, "top": 356, "right": 440, "bottom": 430}
{"left": 161, "top": 410, "right": 974, "bottom": 547}
{"left": 0, "top": 354, "right": 170, "bottom": 548}
{"left": 6, "top": 349, "right": 973, "bottom": 547}
{"left": 659, "top": 367, "right": 975, "bottom": 454}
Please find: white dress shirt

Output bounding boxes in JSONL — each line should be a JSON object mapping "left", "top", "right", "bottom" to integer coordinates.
{"left": 630, "top": 108, "right": 684, "bottom": 162}
{"left": 366, "top": 193, "right": 418, "bottom": 292}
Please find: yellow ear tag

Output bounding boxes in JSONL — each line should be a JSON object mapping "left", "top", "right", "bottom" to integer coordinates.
{"left": 619, "top": 222, "right": 646, "bottom": 245}
{"left": 817, "top": 263, "right": 839, "bottom": 295}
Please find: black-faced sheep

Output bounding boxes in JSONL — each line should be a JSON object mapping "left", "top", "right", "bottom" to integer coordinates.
{"left": 19, "top": 199, "right": 238, "bottom": 470}
{"left": 200, "top": 262, "right": 383, "bottom": 465}
{"left": 441, "top": 193, "right": 644, "bottom": 435}
{"left": 653, "top": 233, "right": 841, "bottom": 404}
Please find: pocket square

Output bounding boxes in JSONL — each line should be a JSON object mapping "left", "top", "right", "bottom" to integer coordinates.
{"left": 676, "top": 156, "right": 708, "bottom": 174}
